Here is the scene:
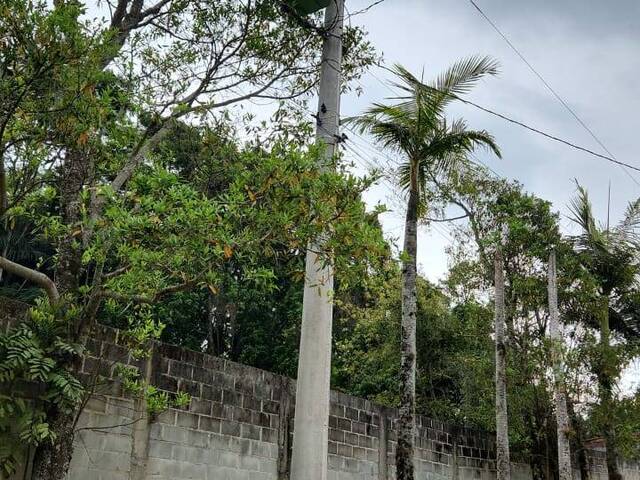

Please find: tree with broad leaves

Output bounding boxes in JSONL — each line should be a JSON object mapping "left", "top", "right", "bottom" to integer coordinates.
{"left": 0, "top": 1, "right": 378, "bottom": 477}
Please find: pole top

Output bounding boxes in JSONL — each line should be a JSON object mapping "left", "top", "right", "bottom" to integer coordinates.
{"left": 286, "top": 0, "right": 331, "bottom": 15}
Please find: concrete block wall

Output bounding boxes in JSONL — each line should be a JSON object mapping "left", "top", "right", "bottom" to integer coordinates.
{"left": 1, "top": 303, "right": 638, "bottom": 480}
{"left": 61, "top": 324, "right": 520, "bottom": 480}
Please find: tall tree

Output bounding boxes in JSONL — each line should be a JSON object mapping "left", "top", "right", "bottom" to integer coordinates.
{"left": 547, "top": 250, "right": 572, "bottom": 480}
{"left": 568, "top": 184, "right": 640, "bottom": 480}
{"left": 0, "top": 1, "right": 377, "bottom": 477}
{"left": 350, "top": 56, "right": 500, "bottom": 479}
{"left": 442, "top": 168, "right": 566, "bottom": 478}
{"left": 494, "top": 244, "right": 511, "bottom": 480}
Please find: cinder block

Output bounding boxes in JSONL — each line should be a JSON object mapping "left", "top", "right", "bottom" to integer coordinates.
{"left": 242, "top": 395, "right": 261, "bottom": 411}
{"left": 261, "top": 400, "right": 279, "bottom": 415}
{"left": 180, "top": 462, "right": 207, "bottom": 480}
{"left": 161, "top": 425, "right": 188, "bottom": 444}
{"left": 222, "top": 420, "right": 241, "bottom": 437}
{"left": 228, "top": 437, "right": 251, "bottom": 456}
{"left": 351, "top": 421, "right": 366, "bottom": 435}
{"left": 258, "top": 458, "right": 277, "bottom": 475}
{"left": 210, "top": 433, "right": 230, "bottom": 451}
{"left": 200, "top": 416, "right": 221, "bottom": 433}
{"left": 85, "top": 395, "right": 108, "bottom": 414}
{"left": 217, "top": 450, "right": 239, "bottom": 468}
{"left": 345, "top": 432, "right": 358, "bottom": 446}
{"left": 156, "top": 408, "right": 176, "bottom": 426}
{"left": 202, "top": 385, "right": 223, "bottom": 402}
{"left": 329, "top": 428, "right": 344, "bottom": 443}
{"left": 176, "top": 411, "right": 199, "bottom": 430}
{"left": 190, "top": 398, "right": 213, "bottom": 415}
{"left": 337, "top": 443, "right": 353, "bottom": 458}
{"left": 148, "top": 440, "right": 173, "bottom": 459}
{"left": 102, "top": 434, "right": 131, "bottom": 454}
{"left": 250, "top": 441, "right": 271, "bottom": 458}
{"left": 248, "top": 471, "right": 271, "bottom": 480}
{"left": 186, "top": 429, "right": 211, "bottom": 448}
{"left": 260, "top": 427, "right": 277, "bottom": 444}
{"left": 241, "top": 424, "right": 261, "bottom": 441}
{"left": 239, "top": 455, "right": 260, "bottom": 471}
{"left": 328, "top": 454, "right": 343, "bottom": 470}
{"left": 169, "top": 360, "right": 193, "bottom": 379}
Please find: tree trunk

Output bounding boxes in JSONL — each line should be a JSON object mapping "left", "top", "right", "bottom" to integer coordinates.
{"left": 396, "top": 187, "right": 418, "bottom": 480}
{"left": 31, "top": 408, "right": 77, "bottom": 480}
{"left": 567, "top": 398, "right": 589, "bottom": 480}
{"left": 0, "top": 151, "right": 7, "bottom": 216}
{"left": 32, "top": 148, "right": 87, "bottom": 478}
{"left": 597, "top": 296, "right": 622, "bottom": 480}
{"left": 548, "top": 251, "right": 572, "bottom": 480}
{"left": 55, "top": 149, "right": 88, "bottom": 295}
{"left": 494, "top": 248, "right": 511, "bottom": 480}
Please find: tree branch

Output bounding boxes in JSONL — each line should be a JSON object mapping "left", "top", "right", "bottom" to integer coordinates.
{"left": 99, "top": 280, "right": 195, "bottom": 305}
{"left": 424, "top": 213, "right": 469, "bottom": 223}
{"left": 0, "top": 256, "right": 59, "bottom": 303}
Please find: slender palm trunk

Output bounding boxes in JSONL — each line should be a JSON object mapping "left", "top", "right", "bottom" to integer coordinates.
{"left": 396, "top": 187, "right": 418, "bottom": 480}
{"left": 547, "top": 251, "right": 572, "bottom": 480}
{"left": 567, "top": 397, "right": 589, "bottom": 480}
{"left": 494, "top": 248, "right": 511, "bottom": 480}
{"left": 597, "top": 296, "right": 622, "bottom": 480}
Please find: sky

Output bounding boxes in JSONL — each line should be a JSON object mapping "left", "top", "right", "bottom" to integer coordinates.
{"left": 339, "top": 0, "right": 640, "bottom": 391}
{"left": 342, "top": 0, "right": 640, "bottom": 281}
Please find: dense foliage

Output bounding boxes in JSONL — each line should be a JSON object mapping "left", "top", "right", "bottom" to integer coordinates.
{"left": 0, "top": 1, "right": 638, "bottom": 479}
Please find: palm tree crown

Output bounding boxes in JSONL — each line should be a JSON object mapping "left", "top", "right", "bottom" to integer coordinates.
{"left": 349, "top": 56, "right": 502, "bottom": 203}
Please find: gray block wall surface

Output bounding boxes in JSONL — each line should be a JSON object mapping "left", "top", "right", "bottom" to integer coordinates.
{"left": 0, "top": 306, "right": 638, "bottom": 480}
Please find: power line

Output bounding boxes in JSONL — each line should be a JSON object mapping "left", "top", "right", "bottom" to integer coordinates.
{"left": 347, "top": 0, "right": 387, "bottom": 18}
{"left": 374, "top": 61, "right": 640, "bottom": 174}
{"left": 456, "top": 95, "right": 640, "bottom": 174}
{"left": 468, "top": 0, "right": 640, "bottom": 186}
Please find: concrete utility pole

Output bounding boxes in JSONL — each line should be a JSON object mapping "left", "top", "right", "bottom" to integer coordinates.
{"left": 290, "top": 1, "right": 344, "bottom": 479}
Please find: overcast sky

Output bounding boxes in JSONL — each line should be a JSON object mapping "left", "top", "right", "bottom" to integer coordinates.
{"left": 342, "top": 0, "right": 640, "bottom": 281}
{"left": 339, "top": 0, "right": 640, "bottom": 391}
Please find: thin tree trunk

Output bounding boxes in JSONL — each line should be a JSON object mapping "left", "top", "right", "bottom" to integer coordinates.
{"left": 396, "top": 187, "right": 418, "bottom": 480}
{"left": 597, "top": 296, "right": 622, "bottom": 480}
{"left": 567, "top": 398, "right": 589, "bottom": 480}
{"left": 548, "top": 251, "right": 572, "bottom": 480}
{"left": 31, "top": 402, "right": 77, "bottom": 479}
{"left": 55, "top": 149, "right": 88, "bottom": 295}
{"left": 494, "top": 248, "right": 511, "bottom": 480}
{"left": 0, "top": 151, "right": 7, "bottom": 216}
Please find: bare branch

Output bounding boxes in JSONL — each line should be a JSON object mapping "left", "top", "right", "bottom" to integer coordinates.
{"left": 111, "top": 121, "right": 173, "bottom": 192}
{"left": 424, "top": 213, "right": 469, "bottom": 223}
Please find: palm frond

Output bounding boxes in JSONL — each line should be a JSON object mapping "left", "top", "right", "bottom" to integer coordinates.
{"left": 568, "top": 182, "right": 607, "bottom": 251}
{"left": 348, "top": 59, "right": 500, "bottom": 200}
{"left": 421, "top": 120, "right": 501, "bottom": 173}
{"left": 616, "top": 197, "right": 640, "bottom": 244}
{"left": 433, "top": 55, "right": 500, "bottom": 95}
{"left": 424, "top": 56, "right": 500, "bottom": 112}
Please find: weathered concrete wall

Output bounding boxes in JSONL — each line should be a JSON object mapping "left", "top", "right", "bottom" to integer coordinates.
{"left": 62, "top": 324, "right": 526, "bottom": 480}
{"left": 1, "top": 305, "right": 638, "bottom": 480}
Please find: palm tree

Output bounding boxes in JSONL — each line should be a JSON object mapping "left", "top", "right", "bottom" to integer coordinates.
{"left": 569, "top": 183, "right": 640, "bottom": 480}
{"left": 349, "top": 56, "right": 501, "bottom": 480}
